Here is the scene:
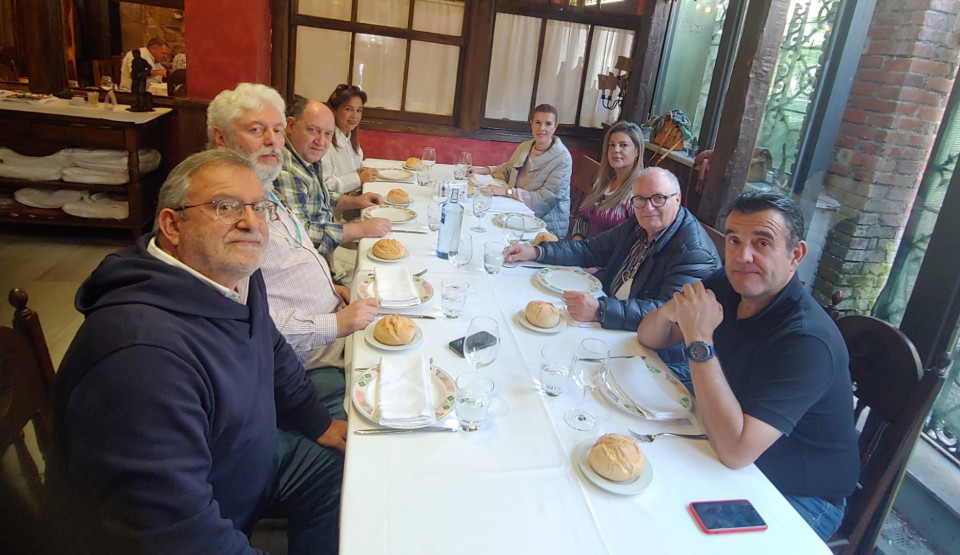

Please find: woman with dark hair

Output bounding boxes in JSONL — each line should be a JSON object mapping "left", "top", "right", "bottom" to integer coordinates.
{"left": 570, "top": 121, "right": 644, "bottom": 240}
{"left": 321, "top": 84, "right": 378, "bottom": 193}
{"left": 469, "top": 104, "right": 572, "bottom": 237}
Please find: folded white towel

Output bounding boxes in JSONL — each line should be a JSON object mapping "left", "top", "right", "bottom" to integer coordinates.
{"left": 608, "top": 358, "right": 689, "bottom": 420}
{"left": 374, "top": 266, "right": 420, "bottom": 308}
{"left": 14, "top": 188, "right": 83, "bottom": 209}
{"left": 377, "top": 354, "right": 436, "bottom": 428}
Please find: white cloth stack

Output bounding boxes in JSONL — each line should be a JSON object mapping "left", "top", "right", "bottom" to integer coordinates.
{"left": 374, "top": 266, "right": 421, "bottom": 308}
{"left": 376, "top": 353, "right": 436, "bottom": 428}
{"left": 607, "top": 357, "right": 690, "bottom": 421}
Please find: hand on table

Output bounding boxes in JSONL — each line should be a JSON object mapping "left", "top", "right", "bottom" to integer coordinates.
{"left": 358, "top": 192, "right": 383, "bottom": 207}
{"left": 354, "top": 217, "right": 392, "bottom": 239}
{"left": 338, "top": 192, "right": 382, "bottom": 211}
{"left": 336, "top": 297, "right": 379, "bottom": 337}
{"left": 503, "top": 242, "right": 537, "bottom": 264}
{"left": 333, "top": 284, "right": 351, "bottom": 304}
{"left": 358, "top": 167, "right": 379, "bottom": 184}
{"left": 316, "top": 419, "right": 347, "bottom": 452}
{"left": 562, "top": 291, "right": 600, "bottom": 322}
{"left": 671, "top": 281, "right": 722, "bottom": 342}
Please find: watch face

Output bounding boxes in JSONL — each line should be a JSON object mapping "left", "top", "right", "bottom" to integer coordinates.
{"left": 686, "top": 341, "right": 714, "bottom": 362}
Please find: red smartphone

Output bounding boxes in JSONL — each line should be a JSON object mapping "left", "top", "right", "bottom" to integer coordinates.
{"left": 689, "top": 499, "right": 768, "bottom": 534}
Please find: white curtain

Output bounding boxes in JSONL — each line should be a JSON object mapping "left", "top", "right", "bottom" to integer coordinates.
{"left": 536, "top": 20, "right": 590, "bottom": 125}
{"left": 357, "top": 0, "right": 410, "bottom": 27}
{"left": 485, "top": 13, "right": 541, "bottom": 121}
{"left": 413, "top": 0, "right": 464, "bottom": 35}
{"left": 407, "top": 41, "right": 459, "bottom": 114}
{"left": 354, "top": 34, "right": 406, "bottom": 110}
{"left": 298, "top": 0, "right": 350, "bottom": 19}
{"left": 580, "top": 26, "right": 635, "bottom": 128}
{"left": 295, "top": 28, "right": 351, "bottom": 102}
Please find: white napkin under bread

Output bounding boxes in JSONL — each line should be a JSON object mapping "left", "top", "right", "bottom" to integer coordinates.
{"left": 607, "top": 357, "right": 690, "bottom": 420}
{"left": 374, "top": 266, "right": 420, "bottom": 308}
{"left": 376, "top": 354, "right": 436, "bottom": 428}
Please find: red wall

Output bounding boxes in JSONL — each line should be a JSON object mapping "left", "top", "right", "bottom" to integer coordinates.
{"left": 184, "top": 0, "right": 271, "bottom": 99}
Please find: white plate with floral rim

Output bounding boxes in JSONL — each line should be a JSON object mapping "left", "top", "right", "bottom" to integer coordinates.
{"left": 575, "top": 438, "right": 653, "bottom": 495}
{"left": 597, "top": 359, "right": 694, "bottom": 421}
{"left": 493, "top": 212, "right": 546, "bottom": 231}
{"left": 362, "top": 320, "right": 424, "bottom": 351}
{"left": 357, "top": 274, "right": 434, "bottom": 305}
{"left": 352, "top": 364, "right": 456, "bottom": 428}
{"left": 515, "top": 309, "right": 566, "bottom": 335}
{"left": 535, "top": 267, "right": 603, "bottom": 297}
{"left": 366, "top": 249, "right": 410, "bottom": 264}
{"left": 362, "top": 206, "right": 417, "bottom": 224}
{"left": 377, "top": 168, "right": 415, "bottom": 182}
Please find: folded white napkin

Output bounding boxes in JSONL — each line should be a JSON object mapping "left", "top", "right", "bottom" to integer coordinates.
{"left": 607, "top": 358, "right": 689, "bottom": 420}
{"left": 374, "top": 266, "right": 420, "bottom": 308}
{"left": 376, "top": 354, "right": 436, "bottom": 428}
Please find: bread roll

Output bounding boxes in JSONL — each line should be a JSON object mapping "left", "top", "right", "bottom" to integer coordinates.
{"left": 524, "top": 301, "right": 560, "bottom": 329}
{"left": 405, "top": 157, "right": 422, "bottom": 169}
{"left": 531, "top": 231, "right": 559, "bottom": 246}
{"left": 373, "top": 315, "right": 416, "bottom": 346}
{"left": 386, "top": 188, "right": 410, "bottom": 204}
{"left": 588, "top": 433, "right": 645, "bottom": 482}
{"left": 371, "top": 238, "right": 405, "bottom": 260}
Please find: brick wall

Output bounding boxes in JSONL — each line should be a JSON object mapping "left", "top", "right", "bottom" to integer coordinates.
{"left": 813, "top": 0, "right": 960, "bottom": 313}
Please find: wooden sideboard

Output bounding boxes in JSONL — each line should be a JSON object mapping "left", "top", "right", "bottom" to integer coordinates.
{"left": 0, "top": 99, "right": 172, "bottom": 235}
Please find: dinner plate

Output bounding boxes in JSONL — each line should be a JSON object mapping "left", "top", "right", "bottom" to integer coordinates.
{"left": 493, "top": 212, "right": 546, "bottom": 231}
{"left": 535, "top": 267, "right": 603, "bottom": 297}
{"left": 352, "top": 365, "right": 456, "bottom": 428}
{"left": 402, "top": 165, "right": 420, "bottom": 171}
{"left": 576, "top": 438, "right": 653, "bottom": 495}
{"left": 357, "top": 274, "right": 435, "bottom": 304}
{"left": 362, "top": 206, "right": 417, "bottom": 224}
{"left": 366, "top": 249, "right": 410, "bottom": 264}
{"left": 598, "top": 363, "right": 694, "bottom": 421}
{"left": 515, "top": 309, "right": 566, "bottom": 335}
{"left": 384, "top": 199, "right": 414, "bottom": 208}
{"left": 363, "top": 320, "right": 424, "bottom": 351}
{"left": 377, "top": 168, "right": 415, "bottom": 182}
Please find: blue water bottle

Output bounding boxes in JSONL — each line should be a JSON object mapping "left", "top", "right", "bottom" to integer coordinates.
{"left": 436, "top": 188, "right": 463, "bottom": 259}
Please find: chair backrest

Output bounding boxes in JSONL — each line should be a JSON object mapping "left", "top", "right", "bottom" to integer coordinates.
{"left": 699, "top": 221, "right": 725, "bottom": 263}
{"left": 0, "top": 288, "right": 56, "bottom": 508}
{"left": 829, "top": 315, "right": 946, "bottom": 555}
{"left": 91, "top": 58, "right": 119, "bottom": 87}
{"left": 568, "top": 155, "right": 601, "bottom": 237}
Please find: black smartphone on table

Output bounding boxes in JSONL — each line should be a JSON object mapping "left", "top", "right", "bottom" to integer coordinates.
{"left": 448, "top": 331, "right": 498, "bottom": 358}
{"left": 689, "top": 499, "right": 768, "bottom": 534}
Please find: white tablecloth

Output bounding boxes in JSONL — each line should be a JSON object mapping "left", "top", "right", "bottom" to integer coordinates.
{"left": 341, "top": 162, "right": 829, "bottom": 555}
{"left": 0, "top": 97, "right": 171, "bottom": 124}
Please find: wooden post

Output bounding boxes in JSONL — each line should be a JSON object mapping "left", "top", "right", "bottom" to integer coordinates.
{"left": 20, "top": 0, "right": 68, "bottom": 94}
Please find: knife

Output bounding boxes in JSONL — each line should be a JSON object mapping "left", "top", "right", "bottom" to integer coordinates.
{"left": 354, "top": 427, "right": 458, "bottom": 435}
{"left": 390, "top": 228, "right": 430, "bottom": 234}
{"left": 377, "top": 313, "right": 437, "bottom": 319}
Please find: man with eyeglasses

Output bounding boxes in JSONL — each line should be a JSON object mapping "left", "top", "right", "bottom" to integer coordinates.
{"left": 50, "top": 149, "right": 346, "bottom": 554}
{"left": 504, "top": 167, "right": 720, "bottom": 381}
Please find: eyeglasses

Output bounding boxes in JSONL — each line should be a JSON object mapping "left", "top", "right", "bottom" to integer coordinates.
{"left": 176, "top": 197, "right": 277, "bottom": 224}
{"left": 630, "top": 193, "right": 678, "bottom": 209}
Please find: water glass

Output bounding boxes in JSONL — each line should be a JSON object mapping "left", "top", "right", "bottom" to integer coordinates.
{"left": 432, "top": 180, "right": 450, "bottom": 204}
{"left": 464, "top": 316, "right": 499, "bottom": 373}
{"left": 471, "top": 187, "right": 493, "bottom": 233}
{"left": 455, "top": 372, "right": 495, "bottom": 432}
{"left": 417, "top": 167, "right": 430, "bottom": 187}
{"left": 540, "top": 346, "right": 574, "bottom": 397}
{"left": 449, "top": 234, "right": 473, "bottom": 270}
{"left": 454, "top": 151, "right": 472, "bottom": 180}
{"left": 441, "top": 278, "right": 468, "bottom": 318}
{"left": 483, "top": 241, "right": 506, "bottom": 275}
{"left": 427, "top": 201, "right": 442, "bottom": 231}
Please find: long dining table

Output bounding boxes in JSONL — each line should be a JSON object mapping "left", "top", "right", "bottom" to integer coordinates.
{"left": 339, "top": 160, "right": 830, "bottom": 555}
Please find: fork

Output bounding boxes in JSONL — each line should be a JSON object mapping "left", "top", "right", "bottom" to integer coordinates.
{"left": 628, "top": 429, "right": 708, "bottom": 443}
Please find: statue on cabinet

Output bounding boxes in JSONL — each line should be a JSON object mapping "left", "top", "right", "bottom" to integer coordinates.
{"left": 128, "top": 49, "right": 154, "bottom": 112}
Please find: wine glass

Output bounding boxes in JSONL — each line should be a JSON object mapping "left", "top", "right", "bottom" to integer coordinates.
{"left": 564, "top": 338, "right": 609, "bottom": 431}
{"left": 464, "top": 316, "right": 499, "bottom": 374}
{"left": 100, "top": 75, "right": 113, "bottom": 100}
{"left": 504, "top": 214, "right": 526, "bottom": 244}
{"left": 449, "top": 234, "right": 473, "bottom": 270}
{"left": 471, "top": 186, "right": 493, "bottom": 232}
{"left": 421, "top": 147, "right": 437, "bottom": 183}
{"left": 454, "top": 151, "right": 472, "bottom": 180}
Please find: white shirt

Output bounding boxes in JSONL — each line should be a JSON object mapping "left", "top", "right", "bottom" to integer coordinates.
{"left": 320, "top": 126, "right": 364, "bottom": 194}
{"left": 147, "top": 237, "right": 247, "bottom": 304}
{"left": 119, "top": 47, "right": 165, "bottom": 92}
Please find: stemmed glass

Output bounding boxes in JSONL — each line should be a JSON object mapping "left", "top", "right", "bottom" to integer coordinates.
{"left": 504, "top": 214, "right": 526, "bottom": 244}
{"left": 564, "top": 338, "right": 609, "bottom": 431}
{"left": 100, "top": 75, "right": 113, "bottom": 100}
{"left": 449, "top": 234, "right": 473, "bottom": 270}
{"left": 432, "top": 180, "right": 450, "bottom": 205}
{"left": 455, "top": 151, "right": 472, "bottom": 180}
{"left": 421, "top": 147, "right": 437, "bottom": 183}
{"left": 471, "top": 186, "right": 493, "bottom": 232}
{"left": 464, "top": 316, "right": 499, "bottom": 375}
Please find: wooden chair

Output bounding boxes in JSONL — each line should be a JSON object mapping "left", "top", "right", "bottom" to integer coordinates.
{"left": 167, "top": 68, "right": 187, "bottom": 97}
{"left": 568, "top": 154, "right": 601, "bottom": 238}
{"left": 91, "top": 58, "right": 119, "bottom": 87}
{"left": 827, "top": 315, "right": 947, "bottom": 554}
{"left": 699, "top": 221, "right": 725, "bottom": 263}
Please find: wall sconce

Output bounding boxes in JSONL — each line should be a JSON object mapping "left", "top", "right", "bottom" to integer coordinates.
{"left": 598, "top": 55, "right": 631, "bottom": 111}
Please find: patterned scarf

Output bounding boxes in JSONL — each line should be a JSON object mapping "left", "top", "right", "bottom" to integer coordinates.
{"left": 610, "top": 223, "right": 653, "bottom": 295}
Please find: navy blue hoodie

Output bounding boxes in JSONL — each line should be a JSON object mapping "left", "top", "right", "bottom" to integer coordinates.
{"left": 48, "top": 234, "right": 330, "bottom": 554}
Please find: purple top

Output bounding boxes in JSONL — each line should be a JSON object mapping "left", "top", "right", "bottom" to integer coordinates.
{"left": 571, "top": 193, "right": 632, "bottom": 238}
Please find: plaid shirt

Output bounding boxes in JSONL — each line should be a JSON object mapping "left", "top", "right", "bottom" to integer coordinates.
{"left": 273, "top": 140, "right": 344, "bottom": 255}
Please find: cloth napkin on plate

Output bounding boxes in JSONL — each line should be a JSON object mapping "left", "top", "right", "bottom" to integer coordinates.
{"left": 376, "top": 353, "right": 436, "bottom": 428}
{"left": 607, "top": 357, "right": 690, "bottom": 420}
{"left": 374, "top": 266, "right": 421, "bottom": 308}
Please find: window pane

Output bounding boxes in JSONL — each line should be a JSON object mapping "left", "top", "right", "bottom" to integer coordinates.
{"left": 295, "top": 28, "right": 351, "bottom": 101}
{"left": 486, "top": 13, "right": 540, "bottom": 121}
{"left": 413, "top": 0, "right": 464, "bottom": 36}
{"left": 298, "top": 0, "right": 350, "bottom": 19}
{"left": 354, "top": 34, "right": 406, "bottom": 110}
{"left": 653, "top": 0, "right": 726, "bottom": 137}
{"left": 599, "top": 0, "right": 643, "bottom": 16}
{"left": 406, "top": 41, "right": 458, "bottom": 115}
{"left": 580, "top": 26, "right": 634, "bottom": 129}
{"left": 536, "top": 20, "right": 589, "bottom": 125}
{"left": 358, "top": 0, "right": 410, "bottom": 28}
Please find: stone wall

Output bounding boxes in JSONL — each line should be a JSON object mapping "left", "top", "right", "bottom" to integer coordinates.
{"left": 813, "top": 0, "right": 960, "bottom": 313}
